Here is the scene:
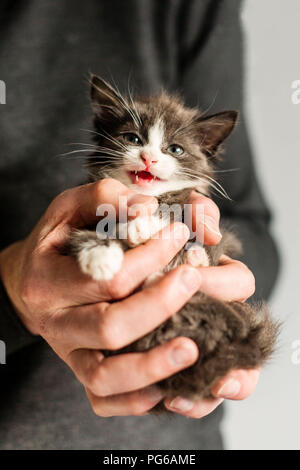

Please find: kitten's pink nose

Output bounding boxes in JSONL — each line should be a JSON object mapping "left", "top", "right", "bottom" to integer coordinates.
{"left": 141, "top": 152, "right": 157, "bottom": 167}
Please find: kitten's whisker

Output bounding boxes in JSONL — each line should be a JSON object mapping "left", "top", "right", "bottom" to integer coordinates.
{"left": 90, "top": 151, "right": 124, "bottom": 158}
{"left": 60, "top": 149, "right": 124, "bottom": 163}
{"left": 60, "top": 149, "right": 123, "bottom": 158}
{"left": 181, "top": 164, "right": 239, "bottom": 174}
{"left": 83, "top": 162, "right": 116, "bottom": 169}
{"left": 200, "top": 91, "right": 219, "bottom": 117}
{"left": 80, "top": 128, "right": 101, "bottom": 137}
{"left": 59, "top": 149, "right": 95, "bottom": 157}
{"left": 80, "top": 128, "right": 127, "bottom": 151}
{"left": 86, "top": 156, "right": 123, "bottom": 164}
{"left": 178, "top": 169, "right": 231, "bottom": 199}
{"left": 94, "top": 146, "right": 124, "bottom": 156}
{"left": 127, "top": 79, "right": 142, "bottom": 127}
{"left": 97, "top": 129, "right": 128, "bottom": 151}
{"left": 89, "top": 151, "right": 123, "bottom": 158}
{"left": 109, "top": 76, "right": 141, "bottom": 128}
{"left": 67, "top": 142, "right": 99, "bottom": 148}
{"left": 195, "top": 173, "right": 230, "bottom": 199}
{"left": 180, "top": 165, "right": 229, "bottom": 193}
{"left": 212, "top": 168, "right": 239, "bottom": 174}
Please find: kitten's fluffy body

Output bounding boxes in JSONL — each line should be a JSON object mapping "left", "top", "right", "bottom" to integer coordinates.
{"left": 67, "top": 76, "right": 278, "bottom": 409}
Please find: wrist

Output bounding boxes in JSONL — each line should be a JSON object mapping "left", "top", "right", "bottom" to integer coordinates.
{"left": 0, "top": 240, "right": 36, "bottom": 334}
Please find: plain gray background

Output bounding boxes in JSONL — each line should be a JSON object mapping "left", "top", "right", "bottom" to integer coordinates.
{"left": 222, "top": 0, "right": 300, "bottom": 450}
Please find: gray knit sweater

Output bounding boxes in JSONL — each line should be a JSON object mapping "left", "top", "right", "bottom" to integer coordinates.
{"left": 0, "top": 0, "right": 278, "bottom": 449}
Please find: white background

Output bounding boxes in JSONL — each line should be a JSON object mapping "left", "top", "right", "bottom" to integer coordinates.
{"left": 222, "top": 0, "right": 300, "bottom": 450}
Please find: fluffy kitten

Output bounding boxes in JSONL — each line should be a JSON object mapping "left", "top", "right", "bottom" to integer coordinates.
{"left": 66, "top": 76, "right": 278, "bottom": 410}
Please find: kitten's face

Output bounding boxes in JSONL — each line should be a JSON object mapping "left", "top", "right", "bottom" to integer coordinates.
{"left": 88, "top": 76, "right": 237, "bottom": 197}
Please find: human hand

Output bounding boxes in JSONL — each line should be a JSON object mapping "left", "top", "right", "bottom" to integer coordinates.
{"left": 83, "top": 189, "right": 258, "bottom": 417}
{"left": 0, "top": 179, "right": 199, "bottom": 417}
{"left": 162, "top": 190, "right": 258, "bottom": 418}
{"left": 0, "top": 181, "right": 257, "bottom": 418}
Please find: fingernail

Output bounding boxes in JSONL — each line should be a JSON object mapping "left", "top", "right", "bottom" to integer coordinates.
{"left": 187, "top": 246, "right": 207, "bottom": 267}
{"left": 143, "top": 386, "right": 164, "bottom": 403}
{"left": 170, "top": 342, "right": 197, "bottom": 367}
{"left": 180, "top": 267, "right": 202, "bottom": 292}
{"left": 216, "top": 378, "right": 241, "bottom": 398}
{"left": 169, "top": 397, "right": 194, "bottom": 412}
{"left": 95, "top": 351, "right": 105, "bottom": 363}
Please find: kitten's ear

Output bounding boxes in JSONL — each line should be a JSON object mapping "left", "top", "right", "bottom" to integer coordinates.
{"left": 196, "top": 111, "right": 238, "bottom": 157}
{"left": 90, "top": 74, "right": 124, "bottom": 118}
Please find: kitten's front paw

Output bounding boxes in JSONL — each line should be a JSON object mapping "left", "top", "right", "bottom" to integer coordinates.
{"left": 78, "top": 242, "right": 124, "bottom": 281}
{"left": 119, "top": 215, "right": 166, "bottom": 247}
{"left": 186, "top": 244, "right": 210, "bottom": 267}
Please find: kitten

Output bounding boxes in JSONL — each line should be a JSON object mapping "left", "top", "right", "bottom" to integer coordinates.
{"left": 66, "top": 76, "right": 279, "bottom": 410}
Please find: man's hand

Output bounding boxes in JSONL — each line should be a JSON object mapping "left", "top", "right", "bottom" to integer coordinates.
{"left": 0, "top": 180, "right": 257, "bottom": 418}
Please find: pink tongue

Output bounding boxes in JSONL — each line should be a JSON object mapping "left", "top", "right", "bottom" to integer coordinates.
{"left": 138, "top": 171, "right": 154, "bottom": 181}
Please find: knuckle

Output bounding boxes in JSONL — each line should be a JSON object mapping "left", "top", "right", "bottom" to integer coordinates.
{"left": 97, "top": 314, "right": 122, "bottom": 350}
{"left": 143, "top": 363, "right": 159, "bottom": 384}
{"left": 88, "top": 366, "right": 110, "bottom": 397}
{"left": 48, "top": 188, "right": 72, "bottom": 213}
{"left": 19, "top": 276, "right": 39, "bottom": 307}
{"left": 107, "top": 272, "right": 130, "bottom": 300}
{"left": 43, "top": 188, "right": 75, "bottom": 226}
{"left": 93, "top": 178, "right": 122, "bottom": 201}
{"left": 127, "top": 395, "right": 149, "bottom": 416}
{"left": 144, "top": 351, "right": 168, "bottom": 381}
{"left": 19, "top": 278, "right": 32, "bottom": 304}
{"left": 90, "top": 399, "right": 112, "bottom": 418}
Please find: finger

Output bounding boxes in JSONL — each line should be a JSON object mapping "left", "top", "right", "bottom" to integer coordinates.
{"left": 69, "top": 337, "right": 198, "bottom": 396}
{"left": 187, "top": 191, "right": 222, "bottom": 246}
{"left": 197, "top": 255, "right": 255, "bottom": 301}
{"left": 38, "top": 178, "right": 158, "bottom": 244}
{"left": 56, "top": 263, "right": 202, "bottom": 349}
{"left": 164, "top": 395, "right": 224, "bottom": 418}
{"left": 85, "top": 386, "right": 164, "bottom": 417}
{"left": 211, "top": 368, "right": 261, "bottom": 400}
{"left": 41, "top": 222, "right": 190, "bottom": 307}
{"left": 96, "top": 265, "right": 202, "bottom": 350}
{"left": 99, "top": 222, "right": 190, "bottom": 301}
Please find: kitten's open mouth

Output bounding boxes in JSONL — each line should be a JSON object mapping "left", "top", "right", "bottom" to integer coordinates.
{"left": 128, "top": 170, "right": 162, "bottom": 186}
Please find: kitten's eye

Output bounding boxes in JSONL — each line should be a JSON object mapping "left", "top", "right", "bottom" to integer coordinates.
{"left": 167, "top": 144, "right": 184, "bottom": 156}
{"left": 123, "top": 133, "right": 142, "bottom": 145}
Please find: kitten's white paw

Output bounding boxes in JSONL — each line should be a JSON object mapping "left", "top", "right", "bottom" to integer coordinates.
{"left": 78, "top": 242, "right": 124, "bottom": 281}
{"left": 186, "top": 245, "right": 210, "bottom": 267}
{"left": 119, "top": 215, "right": 166, "bottom": 247}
